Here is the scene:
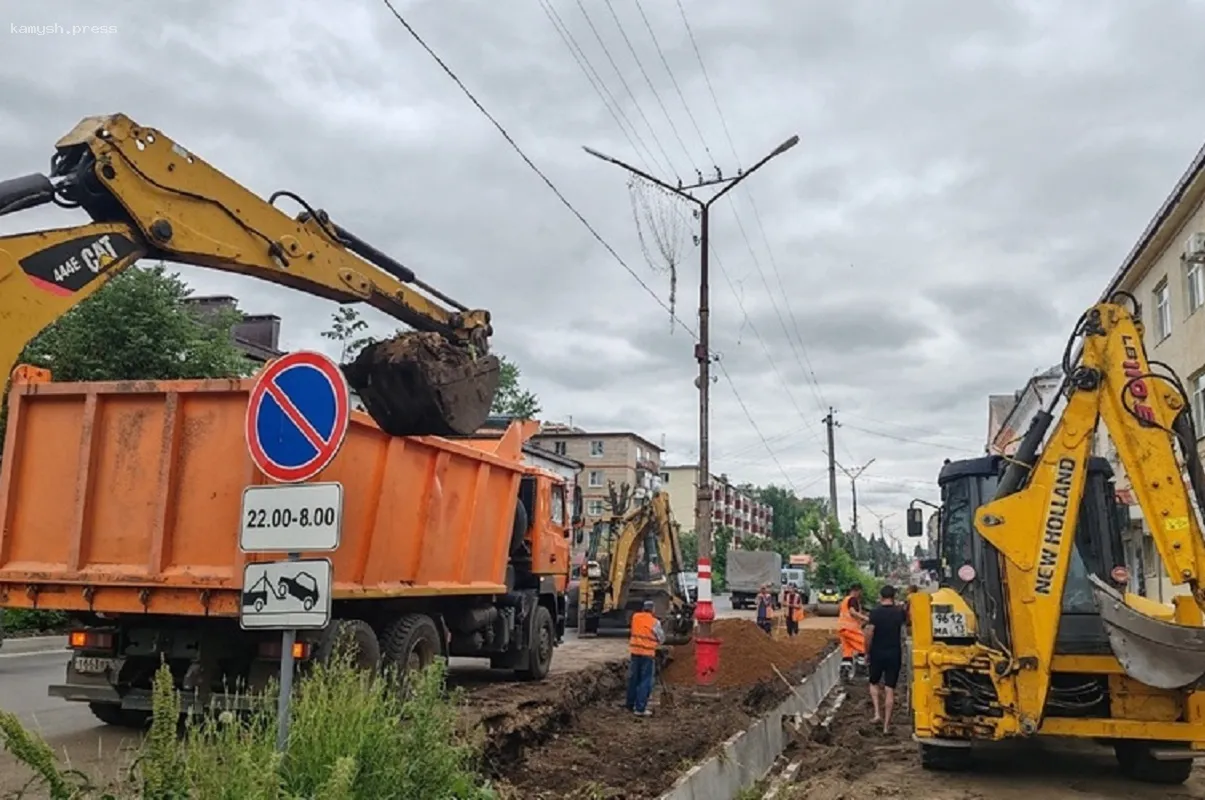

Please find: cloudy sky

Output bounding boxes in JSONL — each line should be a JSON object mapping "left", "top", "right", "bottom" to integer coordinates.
{"left": 4, "top": 0, "right": 1205, "bottom": 544}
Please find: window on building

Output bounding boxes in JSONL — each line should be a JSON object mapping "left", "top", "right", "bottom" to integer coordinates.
{"left": 1188, "top": 260, "right": 1205, "bottom": 315}
{"left": 588, "top": 470, "right": 604, "bottom": 487}
{"left": 636, "top": 446, "right": 643, "bottom": 461}
{"left": 590, "top": 440, "right": 604, "bottom": 457}
{"left": 553, "top": 440, "right": 567, "bottom": 456}
{"left": 660, "top": 472, "right": 670, "bottom": 483}
{"left": 1154, "top": 279, "right": 1171, "bottom": 340}
{"left": 587, "top": 499, "right": 605, "bottom": 516}
{"left": 1192, "top": 369, "right": 1205, "bottom": 436}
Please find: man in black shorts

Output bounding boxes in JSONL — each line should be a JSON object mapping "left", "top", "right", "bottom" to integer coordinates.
{"left": 865, "top": 584, "right": 907, "bottom": 734}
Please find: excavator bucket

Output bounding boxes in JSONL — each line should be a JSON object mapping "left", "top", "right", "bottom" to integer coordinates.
{"left": 343, "top": 331, "right": 500, "bottom": 438}
{"left": 1089, "top": 575, "right": 1205, "bottom": 690}
{"left": 663, "top": 605, "right": 695, "bottom": 646}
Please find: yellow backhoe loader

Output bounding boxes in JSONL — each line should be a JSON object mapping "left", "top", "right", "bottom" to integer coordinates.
{"left": 907, "top": 294, "right": 1205, "bottom": 784}
{"left": 578, "top": 489, "right": 695, "bottom": 646}
{"left": 0, "top": 114, "right": 499, "bottom": 436}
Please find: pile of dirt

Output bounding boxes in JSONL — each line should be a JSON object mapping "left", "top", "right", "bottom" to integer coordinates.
{"left": 662, "top": 618, "right": 833, "bottom": 688}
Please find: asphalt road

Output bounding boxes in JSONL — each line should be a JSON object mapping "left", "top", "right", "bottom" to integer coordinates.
{"left": 0, "top": 594, "right": 758, "bottom": 792}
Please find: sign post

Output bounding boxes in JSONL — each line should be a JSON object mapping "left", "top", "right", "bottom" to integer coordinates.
{"left": 241, "top": 350, "right": 350, "bottom": 751}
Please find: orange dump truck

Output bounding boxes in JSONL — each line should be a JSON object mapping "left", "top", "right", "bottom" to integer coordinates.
{"left": 0, "top": 369, "right": 578, "bottom": 726}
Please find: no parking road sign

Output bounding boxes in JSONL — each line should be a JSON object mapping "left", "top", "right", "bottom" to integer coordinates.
{"left": 245, "top": 350, "right": 351, "bottom": 484}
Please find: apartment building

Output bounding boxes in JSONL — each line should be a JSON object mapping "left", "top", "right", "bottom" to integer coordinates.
{"left": 530, "top": 425, "right": 662, "bottom": 532}
{"left": 1096, "top": 142, "right": 1205, "bottom": 601}
{"left": 658, "top": 465, "right": 774, "bottom": 542}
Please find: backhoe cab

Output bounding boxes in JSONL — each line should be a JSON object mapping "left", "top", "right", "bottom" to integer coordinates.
{"left": 906, "top": 296, "right": 1205, "bottom": 785}
{"left": 0, "top": 114, "right": 498, "bottom": 437}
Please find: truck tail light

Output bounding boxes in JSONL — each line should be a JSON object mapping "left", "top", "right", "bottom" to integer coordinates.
{"left": 68, "top": 630, "right": 115, "bottom": 652}
{"left": 258, "top": 640, "right": 311, "bottom": 660}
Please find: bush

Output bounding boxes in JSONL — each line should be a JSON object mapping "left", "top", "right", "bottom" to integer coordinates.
{"left": 0, "top": 644, "right": 496, "bottom": 799}
{"left": 1, "top": 608, "right": 69, "bottom": 633}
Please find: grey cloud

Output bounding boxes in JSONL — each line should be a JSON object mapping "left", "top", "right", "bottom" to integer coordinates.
{"left": 3, "top": 0, "right": 1204, "bottom": 523}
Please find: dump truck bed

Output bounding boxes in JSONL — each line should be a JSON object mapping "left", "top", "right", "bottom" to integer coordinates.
{"left": 0, "top": 375, "right": 529, "bottom": 617}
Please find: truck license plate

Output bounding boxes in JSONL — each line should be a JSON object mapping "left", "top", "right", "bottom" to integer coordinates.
{"left": 73, "top": 656, "right": 117, "bottom": 675}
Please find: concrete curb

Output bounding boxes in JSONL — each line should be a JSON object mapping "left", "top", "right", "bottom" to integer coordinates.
{"left": 0, "top": 635, "right": 68, "bottom": 655}
{"left": 658, "top": 649, "right": 842, "bottom": 800}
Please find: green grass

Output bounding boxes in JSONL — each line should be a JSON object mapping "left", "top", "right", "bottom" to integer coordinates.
{"left": 0, "top": 643, "right": 496, "bottom": 799}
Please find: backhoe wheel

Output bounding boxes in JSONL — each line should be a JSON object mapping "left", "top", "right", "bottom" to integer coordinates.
{"left": 381, "top": 613, "right": 442, "bottom": 683}
{"left": 516, "top": 605, "right": 555, "bottom": 682}
{"left": 315, "top": 619, "right": 381, "bottom": 671}
{"left": 919, "top": 743, "right": 971, "bottom": 772}
{"left": 88, "top": 702, "right": 151, "bottom": 730}
{"left": 1114, "top": 741, "right": 1193, "bottom": 785}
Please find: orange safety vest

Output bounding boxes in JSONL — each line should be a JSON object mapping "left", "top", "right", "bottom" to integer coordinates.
{"left": 838, "top": 596, "right": 861, "bottom": 631}
{"left": 629, "top": 611, "right": 659, "bottom": 658}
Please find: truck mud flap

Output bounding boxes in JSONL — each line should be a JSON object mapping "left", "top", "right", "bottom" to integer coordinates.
{"left": 1090, "top": 574, "right": 1205, "bottom": 689}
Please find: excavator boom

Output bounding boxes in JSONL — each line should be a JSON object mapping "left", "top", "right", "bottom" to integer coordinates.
{"left": 973, "top": 298, "right": 1205, "bottom": 729}
{"left": 0, "top": 113, "right": 499, "bottom": 436}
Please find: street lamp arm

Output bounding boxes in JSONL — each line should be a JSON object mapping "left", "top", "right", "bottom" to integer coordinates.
{"left": 582, "top": 145, "right": 700, "bottom": 204}
{"left": 708, "top": 134, "right": 800, "bottom": 205}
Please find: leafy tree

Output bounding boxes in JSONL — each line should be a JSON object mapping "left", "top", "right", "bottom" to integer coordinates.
{"left": 1, "top": 264, "right": 254, "bottom": 455}
{"left": 321, "top": 304, "right": 374, "bottom": 362}
{"left": 491, "top": 355, "right": 541, "bottom": 419}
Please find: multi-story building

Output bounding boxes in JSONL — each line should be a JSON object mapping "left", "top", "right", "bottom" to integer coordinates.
{"left": 530, "top": 425, "right": 662, "bottom": 535}
{"left": 658, "top": 465, "right": 774, "bottom": 542}
{"left": 1095, "top": 142, "right": 1205, "bottom": 601}
{"left": 986, "top": 365, "right": 1062, "bottom": 455}
{"left": 182, "top": 295, "right": 284, "bottom": 364}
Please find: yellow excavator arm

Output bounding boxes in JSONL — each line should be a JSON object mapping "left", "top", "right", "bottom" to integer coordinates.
{"left": 972, "top": 296, "right": 1205, "bottom": 733}
{"left": 580, "top": 490, "right": 695, "bottom": 645}
{"left": 0, "top": 113, "right": 499, "bottom": 436}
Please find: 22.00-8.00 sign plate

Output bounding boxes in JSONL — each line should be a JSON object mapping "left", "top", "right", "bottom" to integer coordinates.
{"left": 239, "top": 482, "right": 343, "bottom": 553}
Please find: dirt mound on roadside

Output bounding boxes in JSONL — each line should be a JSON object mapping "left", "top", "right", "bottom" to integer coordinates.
{"left": 662, "top": 619, "right": 833, "bottom": 688}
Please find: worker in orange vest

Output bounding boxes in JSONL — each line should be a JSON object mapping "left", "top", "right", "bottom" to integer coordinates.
{"left": 626, "top": 600, "right": 665, "bottom": 717}
{"left": 838, "top": 583, "right": 869, "bottom": 671}
{"left": 784, "top": 582, "right": 805, "bottom": 637}
{"left": 755, "top": 584, "right": 776, "bottom": 635}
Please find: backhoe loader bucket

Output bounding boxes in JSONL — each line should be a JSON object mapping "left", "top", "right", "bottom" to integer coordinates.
{"left": 1090, "top": 574, "right": 1205, "bottom": 690}
{"left": 663, "top": 605, "right": 695, "bottom": 646}
{"left": 343, "top": 331, "right": 500, "bottom": 438}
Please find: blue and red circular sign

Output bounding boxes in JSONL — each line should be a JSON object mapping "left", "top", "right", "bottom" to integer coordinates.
{"left": 245, "top": 351, "right": 351, "bottom": 483}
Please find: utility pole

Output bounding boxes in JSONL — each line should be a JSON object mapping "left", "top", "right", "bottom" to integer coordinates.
{"left": 823, "top": 409, "right": 839, "bottom": 524}
{"left": 584, "top": 135, "right": 799, "bottom": 684}
{"left": 835, "top": 458, "right": 875, "bottom": 538}
{"left": 866, "top": 509, "right": 895, "bottom": 576}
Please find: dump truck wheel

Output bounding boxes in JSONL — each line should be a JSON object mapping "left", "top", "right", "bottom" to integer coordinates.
{"left": 382, "top": 613, "right": 441, "bottom": 679}
{"left": 1114, "top": 741, "right": 1193, "bottom": 785}
{"left": 919, "top": 743, "right": 971, "bottom": 772}
{"left": 316, "top": 619, "right": 381, "bottom": 671}
{"left": 88, "top": 703, "right": 151, "bottom": 730}
{"left": 516, "top": 605, "right": 554, "bottom": 682}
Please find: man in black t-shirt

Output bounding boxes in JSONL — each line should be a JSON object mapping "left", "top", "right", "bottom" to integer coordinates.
{"left": 865, "top": 584, "right": 907, "bottom": 734}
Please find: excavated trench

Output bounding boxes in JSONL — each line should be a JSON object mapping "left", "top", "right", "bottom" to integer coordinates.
{"left": 465, "top": 621, "right": 836, "bottom": 800}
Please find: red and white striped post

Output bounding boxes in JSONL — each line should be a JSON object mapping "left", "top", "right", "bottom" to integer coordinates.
{"left": 694, "top": 557, "right": 720, "bottom": 685}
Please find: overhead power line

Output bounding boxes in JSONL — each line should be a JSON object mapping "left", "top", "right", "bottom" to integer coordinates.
{"left": 632, "top": 0, "right": 717, "bottom": 166}
{"left": 674, "top": 0, "right": 740, "bottom": 166}
{"left": 575, "top": 0, "right": 679, "bottom": 179}
{"left": 379, "top": 0, "right": 692, "bottom": 335}
{"left": 841, "top": 423, "right": 983, "bottom": 456}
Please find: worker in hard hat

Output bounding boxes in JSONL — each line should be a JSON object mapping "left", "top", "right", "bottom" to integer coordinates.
{"left": 626, "top": 599, "right": 665, "bottom": 717}
{"left": 838, "top": 583, "right": 868, "bottom": 674}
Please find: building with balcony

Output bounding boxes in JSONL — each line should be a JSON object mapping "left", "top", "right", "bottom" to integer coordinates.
{"left": 986, "top": 365, "right": 1061, "bottom": 455}
{"left": 1094, "top": 141, "right": 1205, "bottom": 601}
{"left": 529, "top": 425, "right": 662, "bottom": 540}
{"left": 658, "top": 465, "right": 774, "bottom": 544}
